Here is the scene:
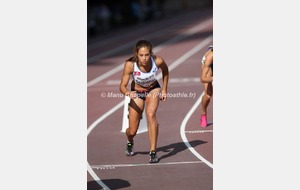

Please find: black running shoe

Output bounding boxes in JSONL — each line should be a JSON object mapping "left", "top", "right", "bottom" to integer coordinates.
{"left": 149, "top": 150, "right": 158, "bottom": 163}
{"left": 125, "top": 141, "right": 134, "bottom": 156}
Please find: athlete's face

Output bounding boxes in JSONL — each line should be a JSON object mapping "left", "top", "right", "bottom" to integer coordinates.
{"left": 137, "top": 47, "right": 150, "bottom": 65}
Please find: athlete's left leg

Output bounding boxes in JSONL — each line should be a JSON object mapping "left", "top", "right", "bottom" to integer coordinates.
{"left": 145, "top": 88, "right": 160, "bottom": 152}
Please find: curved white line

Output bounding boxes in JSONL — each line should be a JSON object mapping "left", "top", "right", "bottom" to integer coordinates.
{"left": 87, "top": 37, "right": 213, "bottom": 189}
{"left": 180, "top": 92, "right": 213, "bottom": 169}
{"left": 87, "top": 162, "right": 110, "bottom": 190}
{"left": 87, "top": 101, "right": 124, "bottom": 135}
{"left": 87, "top": 101, "right": 124, "bottom": 190}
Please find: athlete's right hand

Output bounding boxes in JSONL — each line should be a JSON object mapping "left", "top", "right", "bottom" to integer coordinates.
{"left": 160, "top": 90, "right": 167, "bottom": 102}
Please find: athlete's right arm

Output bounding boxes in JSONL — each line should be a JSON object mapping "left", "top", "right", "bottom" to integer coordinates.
{"left": 119, "top": 61, "right": 136, "bottom": 99}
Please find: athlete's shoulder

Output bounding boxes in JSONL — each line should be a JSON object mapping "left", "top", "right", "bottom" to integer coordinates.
{"left": 124, "top": 60, "right": 133, "bottom": 66}
{"left": 153, "top": 55, "right": 165, "bottom": 65}
{"left": 124, "top": 60, "right": 134, "bottom": 73}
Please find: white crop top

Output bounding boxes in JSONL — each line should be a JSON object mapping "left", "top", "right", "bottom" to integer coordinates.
{"left": 132, "top": 57, "right": 158, "bottom": 87}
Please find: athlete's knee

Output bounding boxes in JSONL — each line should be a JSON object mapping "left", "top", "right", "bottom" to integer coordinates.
{"left": 146, "top": 111, "right": 157, "bottom": 121}
{"left": 126, "top": 127, "right": 137, "bottom": 137}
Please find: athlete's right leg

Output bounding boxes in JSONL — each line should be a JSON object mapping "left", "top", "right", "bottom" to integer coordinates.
{"left": 201, "top": 82, "right": 213, "bottom": 115}
{"left": 126, "top": 97, "right": 145, "bottom": 142}
{"left": 125, "top": 97, "right": 144, "bottom": 156}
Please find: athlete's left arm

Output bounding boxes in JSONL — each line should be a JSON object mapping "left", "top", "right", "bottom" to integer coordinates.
{"left": 156, "top": 56, "right": 169, "bottom": 101}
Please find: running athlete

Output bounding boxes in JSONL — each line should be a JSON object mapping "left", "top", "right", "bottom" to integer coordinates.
{"left": 200, "top": 45, "right": 213, "bottom": 127}
{"left": 119, "top": 40, "right": 169, "bottom": 163}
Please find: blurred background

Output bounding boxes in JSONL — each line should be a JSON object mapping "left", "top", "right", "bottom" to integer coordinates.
{"left": 87, "top": 0, "right": 213, "bottom": 40}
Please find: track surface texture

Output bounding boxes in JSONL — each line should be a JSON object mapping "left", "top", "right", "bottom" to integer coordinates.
{"left": 87, "top": 8, "right": 213, "bottom": 190}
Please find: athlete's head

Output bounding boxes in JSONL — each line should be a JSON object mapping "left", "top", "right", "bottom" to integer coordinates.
{"left": 127, "top": 40, "right": 154, "bottom": 63}
{"left": 134, "top": 40, "right": 153, "bottom": 65}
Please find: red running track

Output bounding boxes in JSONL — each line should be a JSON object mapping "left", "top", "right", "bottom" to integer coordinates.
{"left": 87, "top": 8, "right": 213, "bottom": 190}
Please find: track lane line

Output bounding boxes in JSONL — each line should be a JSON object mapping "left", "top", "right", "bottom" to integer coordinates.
{"left": 87, "top": 163, "right": 110, "bottom": 190}
{"left": 87, "top": 17, "right": 212, "bottom": 87}
{"left": 87, "top": 36, "right": 213, "bottom": 189}
{"left": 91, "top": 161, "right": 204, "bottom": 169}
{"left": 87, "top": 36, "right": 212, "bottom": 134}
{"left": 180, "top": 92, "right": 213, "bottom": 169}
{"left": 87, "top": 17, "right": 212, "bottom": 64}
{"left": 185, "top": 129, "right": 213, "bottom": 134}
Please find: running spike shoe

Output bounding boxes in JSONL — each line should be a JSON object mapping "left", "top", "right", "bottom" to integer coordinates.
{"left": 125, "top": 141, "right": 134, "bottom": 156}
{"left": 200, "top": 114, "right": 207, "bottom": 128}
{"left": 149, "top": 150, "right": 158, "bottom": 163}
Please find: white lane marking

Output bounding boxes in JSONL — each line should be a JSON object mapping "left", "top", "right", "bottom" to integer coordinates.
{"left": 180, "top": 92, "right": 213, "bottom": 169}
{"left": 87, "top": 162, "right": 110, "bottom": 190}
{"left": 87, "top": 102, "right": 125, "bottom": 190}
{"left": 185, "top": 130, "right": 213, "bottom": 134}
{"left": 87, "top": 101, "right": 124, "bottom": 135}
{"left": 87, "top": 37, "right": 212, "bottom": 135}
{"left": 87, "top": 17, "right": 212, "bottom": 87}
{"left": 91, "top": 161, "right": 204, "bottom": 169}
{"left": 87, "top": 27, "right": 169, "bottom": 63}
{"left": 87, "top": 17, "right": 212, "bottom": 64}
{"left": 87, "top": 37, "right": 212, "bottom": 189}
{"left": 87, "top": 64, "right": 124, "bottom": 87}
{"left": 169, "top": 78, "right": 200, "bottom": 83}
{"left": 105, "top": 77, "right": 200, "bottom": 86}
{"left": 153, "top": 18, "right": 212, "bottom": 53}
{"left": 167, "top": 37, "right": 212, "bottom": 71}
{"left": 87, "top": 17, "right": 212, "bottom": 51}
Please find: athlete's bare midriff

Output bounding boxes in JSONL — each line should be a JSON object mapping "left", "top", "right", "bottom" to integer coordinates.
{"left": 132, "top": 80, "right": 159, "bottom": 92}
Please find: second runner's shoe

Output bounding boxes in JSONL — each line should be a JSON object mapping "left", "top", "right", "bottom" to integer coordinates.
{"left": 200, "top": 114, "right": 207, "bottom": 127}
